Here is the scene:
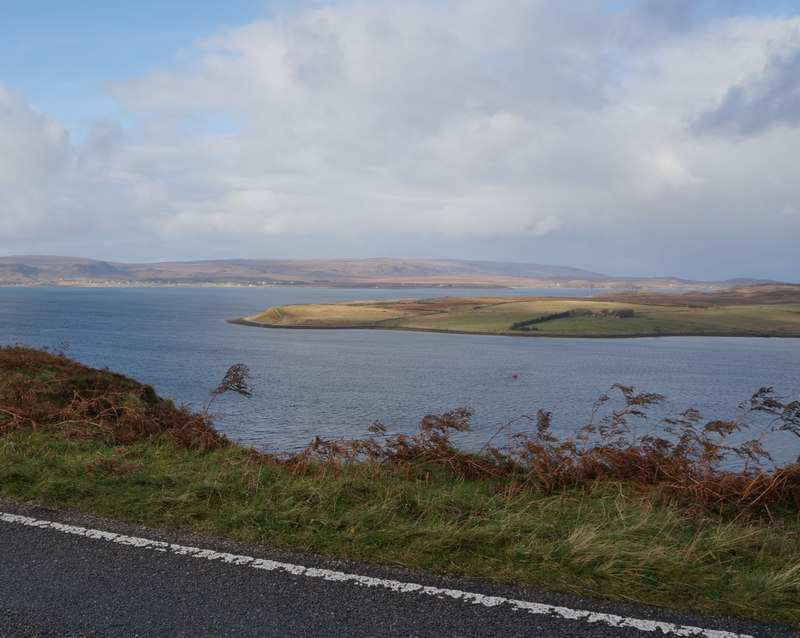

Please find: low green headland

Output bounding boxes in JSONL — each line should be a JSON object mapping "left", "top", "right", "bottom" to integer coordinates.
{"left": 2, "top": 345, "right": 799, "bottom": 625}
{"left": 231, "top": 284, "right": 800, "bottom": 337}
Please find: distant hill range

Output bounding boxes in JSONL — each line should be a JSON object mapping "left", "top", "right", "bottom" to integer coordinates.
{"left": 0, "top": 255, "right": 782, "bottom": 290}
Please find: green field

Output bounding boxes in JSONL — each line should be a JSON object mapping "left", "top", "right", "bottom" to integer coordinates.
{"left": 236, "top": 285, "right": 800, "bottom": 337}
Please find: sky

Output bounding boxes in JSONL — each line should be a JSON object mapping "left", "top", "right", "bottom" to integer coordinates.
{"left": 1, "top": 0, "right": 799, "bottom": 281}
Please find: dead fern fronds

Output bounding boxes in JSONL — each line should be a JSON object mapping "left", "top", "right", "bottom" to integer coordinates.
{"left": 210, "top": 363, "right": 254, "bottom": 398}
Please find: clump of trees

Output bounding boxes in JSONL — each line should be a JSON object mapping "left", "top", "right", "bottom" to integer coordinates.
{"left": 510, "top": 311, "right": 570, "bottom": 330}
{"left": 573, "top": 307, "right": 636, "bottom": 318}
{"left": 611, "top": 308, "right": 635, "bottom": 318}
{"left": 510, "top": 308, "right": 635, "bottom": 330}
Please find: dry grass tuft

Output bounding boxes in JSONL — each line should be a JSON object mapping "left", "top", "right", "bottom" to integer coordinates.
{"left": 284, "top": 383, "right": 800, "bottom": 511}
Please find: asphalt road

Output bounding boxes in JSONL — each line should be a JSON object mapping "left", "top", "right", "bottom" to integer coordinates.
{"left": 0, "top": 499, "right": 795, "bottom": 638}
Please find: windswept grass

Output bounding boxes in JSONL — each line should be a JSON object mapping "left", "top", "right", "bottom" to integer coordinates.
{"left": 1, "top": 345, "right": 799, "bottom": 625}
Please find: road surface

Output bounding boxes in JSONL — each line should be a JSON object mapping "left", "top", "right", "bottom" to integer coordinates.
{"left": 0, "top": 499, "right": 794, "bottom": 637}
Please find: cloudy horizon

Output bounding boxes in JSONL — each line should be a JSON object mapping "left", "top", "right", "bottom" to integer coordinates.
{"left": 2, "top": 0, "right": 799, "bottom": 281}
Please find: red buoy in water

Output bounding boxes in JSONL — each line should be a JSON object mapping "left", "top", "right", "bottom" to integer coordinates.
{"left": 512, "top": 373, "right": 518, "bottom": 379}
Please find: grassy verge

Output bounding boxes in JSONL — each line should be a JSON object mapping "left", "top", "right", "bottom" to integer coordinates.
{"left": 1, "top": 346, "right": 799, "bottom": 625}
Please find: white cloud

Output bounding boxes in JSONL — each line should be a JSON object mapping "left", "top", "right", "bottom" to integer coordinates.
{"left": 0, "top": 84, "right": 69, "bottom": 187}
{"left": 102, "top": 1, "right": 627, "bottom": 242}
{"left": 3, "top": 2, "right": 800, "bottom": 279}
{"left": 0, "top": 84, "right": 71, "bottom": 240}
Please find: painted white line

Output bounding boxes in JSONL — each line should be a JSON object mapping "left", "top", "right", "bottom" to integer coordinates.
{"left": 1, "top": 511, "right": 752, "bottom": 638}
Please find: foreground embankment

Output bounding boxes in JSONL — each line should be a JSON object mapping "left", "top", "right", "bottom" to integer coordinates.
{"left": 1, "top": 346, "right": 798, "bottom": 625}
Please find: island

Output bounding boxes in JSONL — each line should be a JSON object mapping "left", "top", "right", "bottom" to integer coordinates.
{"left": 228, "top": 284, "right": 800, "bottom": 337}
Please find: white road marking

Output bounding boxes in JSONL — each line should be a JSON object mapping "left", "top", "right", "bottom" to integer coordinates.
{"left": 1, "top": 510, "right": 752, "bottom": 638}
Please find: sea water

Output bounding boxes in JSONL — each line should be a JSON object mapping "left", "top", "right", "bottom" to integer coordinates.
{"left": 1, "top": 286, "right": 798, "bottom": 464}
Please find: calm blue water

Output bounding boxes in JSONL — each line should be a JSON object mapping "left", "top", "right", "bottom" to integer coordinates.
{"left": 1, "top": 286, "right": 798, "bottom": 463}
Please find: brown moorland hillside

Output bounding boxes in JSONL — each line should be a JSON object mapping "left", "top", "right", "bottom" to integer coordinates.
{"left": 0, "top": 255, "right": 782, "bottom": 289}
{"left": 591, "top": 284, "right": 800, "bottom": 307}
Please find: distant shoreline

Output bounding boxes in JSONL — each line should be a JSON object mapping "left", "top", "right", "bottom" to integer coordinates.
{"left": 0, "top": 282, "right": 516, "bottom": 290}
{"left": 2, "top": 255, "right": 780, "bottom": 290}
